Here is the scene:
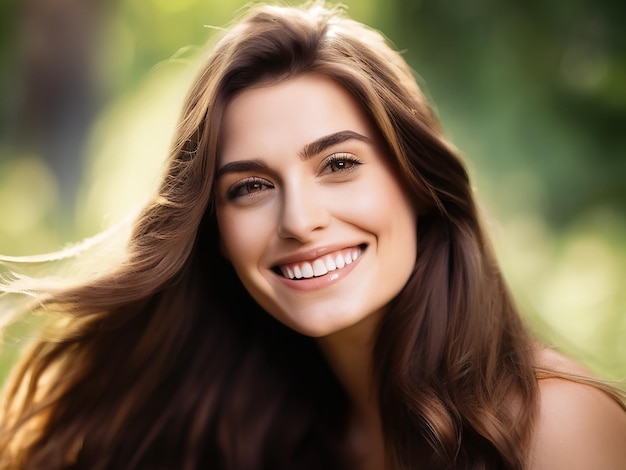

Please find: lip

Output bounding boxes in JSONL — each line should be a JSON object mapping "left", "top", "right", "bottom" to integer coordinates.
{"left": 271, "top": 243, "right": 366, "bottom": 267}
{"left": 270, "top": 244, "right": 366, "bottom": 292}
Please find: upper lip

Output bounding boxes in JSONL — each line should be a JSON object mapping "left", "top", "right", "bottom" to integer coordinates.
{"left": 270, "top": 243, "right": 366, "bottom": 268}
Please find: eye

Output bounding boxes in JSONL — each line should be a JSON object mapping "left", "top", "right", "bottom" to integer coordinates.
{"left": 321, "top": 153, "right": 362, "bottom": 174}
{"left": 227, "top": 177, "right": 274, "bottom": 200}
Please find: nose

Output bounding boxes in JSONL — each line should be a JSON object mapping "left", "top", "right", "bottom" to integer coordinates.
{"left": 277, "top": 182, "right": 330, "bottom": 241}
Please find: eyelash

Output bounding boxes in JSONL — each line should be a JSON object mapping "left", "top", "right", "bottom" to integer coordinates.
{"left": 225, "top": 153, "right": 362, "bottom": 201}
{"left": 322, "top": 153, "right": 363, "bottom": 173}
{"left": 227, "top": 177, "right": 274, "bottom": 200}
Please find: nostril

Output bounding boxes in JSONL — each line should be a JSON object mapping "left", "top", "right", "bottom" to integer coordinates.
{"left": 277, "top": 194, "right": 330, "bottom": 240}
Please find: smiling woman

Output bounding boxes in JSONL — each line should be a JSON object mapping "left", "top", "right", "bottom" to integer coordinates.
{"left": 0, "top": 2, "right": 625, "bottom": 470}
{"left": 215, "top": 75, "right": 416, "bottom": 338}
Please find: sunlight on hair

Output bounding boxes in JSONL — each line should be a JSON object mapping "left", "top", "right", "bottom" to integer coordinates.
{"left": 0, "top": 210, "right": 136, "bottom": 325}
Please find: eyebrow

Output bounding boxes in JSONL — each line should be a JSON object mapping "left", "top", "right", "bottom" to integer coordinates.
{"left": 299, "top": 130, "right": 371, "bottom": 160}
{"left": 216, "top": 129, "right": 371, "bottom": 178}
{"left": 216, "top": 159, "right": 268, "bottom": 179}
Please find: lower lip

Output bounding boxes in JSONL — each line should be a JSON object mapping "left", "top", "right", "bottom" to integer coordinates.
{"left": 274, "top": 251, "right": 363, "bottom": 292}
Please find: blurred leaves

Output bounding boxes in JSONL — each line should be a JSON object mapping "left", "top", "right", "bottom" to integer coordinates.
{"left": 390, "top": 0, "right": 626, "bottom": 224}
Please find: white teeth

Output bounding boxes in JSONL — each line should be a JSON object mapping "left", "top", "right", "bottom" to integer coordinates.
{"left": 312, "top": 259, "right": 328, "bottom": 276}
{"left": 301, "top": 262, "right": 314, "bottom": 278}
{"left": 335, "top": 254, "right": 345, "bottom": 269}
{"left": 325, "top": 255, "right": 337, "bottom": 271}
{"left": 278, "top": 246, "right": 364, "bottom": 280}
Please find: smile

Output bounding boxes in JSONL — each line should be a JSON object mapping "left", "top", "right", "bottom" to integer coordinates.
{"left": 275, "top": 245, "right": 365, "bottom": 280}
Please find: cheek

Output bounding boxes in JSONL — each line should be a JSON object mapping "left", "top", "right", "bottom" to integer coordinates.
{"left": 347, "top": 175, "right": 416, "bottom": 236}
{"left": 216, "top": 209, "right": 266, "bottom": 265}
{"left": 216, "top": 202, "right": 276, "bottom": 276}
{"left": 356, "top": 180, "right": 417, "bottom": 283}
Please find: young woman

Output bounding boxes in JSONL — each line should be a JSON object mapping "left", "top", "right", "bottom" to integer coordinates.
{"left": 1, "top": 2, "right": 625, "bottom": 469}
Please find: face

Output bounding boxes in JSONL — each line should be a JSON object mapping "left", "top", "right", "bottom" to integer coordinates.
{"left": 214, "top": 74, "right": 417, "bottom": 337}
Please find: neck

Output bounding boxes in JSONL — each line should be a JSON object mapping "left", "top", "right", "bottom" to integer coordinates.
{"left": 316, "top": 311, "right": 386, "bottom": 469}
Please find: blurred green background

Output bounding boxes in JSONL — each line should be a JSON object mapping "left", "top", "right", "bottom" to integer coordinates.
{"left": 0, "top": 0, "right": 624, "bottom": 384}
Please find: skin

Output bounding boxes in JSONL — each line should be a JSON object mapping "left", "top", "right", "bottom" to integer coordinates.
{"left": 529, "top": 346, "right": 626, "bottom": 469}
{"left": 215, "top": 73, "right": 417, "bottom": 340}
{"left": 213, "top": 73, "right": 626, "bottom": 469}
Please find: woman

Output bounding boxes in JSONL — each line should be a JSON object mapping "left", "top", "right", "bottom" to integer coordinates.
{"left": 1, "top": 2, "right": 624, "bottom": 469}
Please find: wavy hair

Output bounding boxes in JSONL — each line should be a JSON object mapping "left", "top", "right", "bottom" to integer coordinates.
{"left": 0, "top": 2, "right": 544, "bottom": 468}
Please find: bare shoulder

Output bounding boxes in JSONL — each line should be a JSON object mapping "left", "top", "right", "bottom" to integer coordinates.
{"left": 527, "top": 346, "right": 626, "bottom": 470}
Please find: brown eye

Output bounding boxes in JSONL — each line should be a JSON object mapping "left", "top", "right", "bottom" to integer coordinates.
{"left": 322, "top": 153, "right": 362, "bottom": 174}
{"left": 329, "top": 160, "right": 355, "bottom": 172}
{"left": 245, "top": 181, "right": 265, "bottom": 193}
{"left": 227, "top": 177, "right": 274, "bottom": 200}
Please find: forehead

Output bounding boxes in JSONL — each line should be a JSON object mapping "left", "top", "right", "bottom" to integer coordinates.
{"left": 219, "top": 74, "right": 376, "bottom": 163}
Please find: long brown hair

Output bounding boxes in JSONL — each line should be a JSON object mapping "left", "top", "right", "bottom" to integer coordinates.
{"left": 1, "top": 2, "right": 541, "bottom": 468}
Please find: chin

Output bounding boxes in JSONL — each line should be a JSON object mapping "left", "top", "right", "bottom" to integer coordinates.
{"left": 275, "top": 306, "right": 383, "bottom": 339}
